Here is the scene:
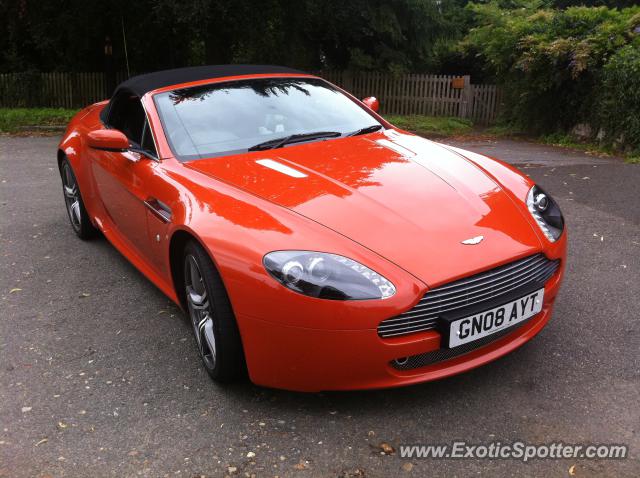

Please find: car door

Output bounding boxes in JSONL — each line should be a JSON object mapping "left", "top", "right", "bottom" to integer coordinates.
{"left": 90, "top": 93, "right": 159, "bottom": 264}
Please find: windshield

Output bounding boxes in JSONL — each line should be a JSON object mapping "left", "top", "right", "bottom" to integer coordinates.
{"left": 153, "top": 77, "right": 381, "bottom": 161}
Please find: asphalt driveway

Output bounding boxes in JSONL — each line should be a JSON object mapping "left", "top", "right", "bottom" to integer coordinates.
{"left": 1, "top": 135, "right": 638, "bottom": 477}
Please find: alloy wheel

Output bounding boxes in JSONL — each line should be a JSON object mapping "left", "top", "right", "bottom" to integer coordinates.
{"left": 61, "top": 162, "right": 81, "bottom": 231}
{"left": 184, "top": 254, "right": 217, "bottom": 370}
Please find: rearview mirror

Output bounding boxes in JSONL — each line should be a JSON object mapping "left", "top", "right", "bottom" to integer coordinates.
{"left": 362, "top": 97, "right": 379, "bottom": 112}
{"left": 87, "top": 129, "right": 130, "bottom": 151}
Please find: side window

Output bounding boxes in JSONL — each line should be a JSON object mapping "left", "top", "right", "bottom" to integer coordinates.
{"left": 108, "top": 93, "right": 146, "bottom": 145}
{"left": 141, "top": 120, "right": 157, "bottom": 156}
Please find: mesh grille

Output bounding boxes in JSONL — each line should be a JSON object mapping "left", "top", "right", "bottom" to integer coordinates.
{"left": 378, "top": 254, "right": 559, "bottom": 338}
{"left": 391, "top": 316, "right": 534, "bottom": 370}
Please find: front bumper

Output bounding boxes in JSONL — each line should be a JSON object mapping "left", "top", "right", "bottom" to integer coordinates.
{"left": 238, "top": 266, "right": 563, "bottom": 392}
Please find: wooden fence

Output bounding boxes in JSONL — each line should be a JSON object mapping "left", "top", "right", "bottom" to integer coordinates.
{"left": 0, "top": 72, "right": 129, "bottom": 110}
{"left": 0, "top": 71, "right": 502, "bottom": 124}
{"left": 318, "top": 71, "right": 502, "bottom": 124}
{"left": 469, "top": 83, "right": 503, "bottom": 125}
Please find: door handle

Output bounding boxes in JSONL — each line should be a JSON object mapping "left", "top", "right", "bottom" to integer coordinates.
{"left": 144, "top": 198, "right": 172, "bottom": 223}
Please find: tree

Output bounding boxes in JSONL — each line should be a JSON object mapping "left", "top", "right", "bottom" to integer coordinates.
{"left": 0, "top": 0, "right": 469, "bottom": 73}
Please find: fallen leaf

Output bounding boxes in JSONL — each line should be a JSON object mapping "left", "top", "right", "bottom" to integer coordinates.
{"left": 293, "top": 460, "right": 310, "bottom": 470}
{"left": 402, "top": 462, "right": 413, "bottom": 472}
{"left": 569, "top": 464, "right": 576, "bottom": 476}
{"left": 379, "top": 442, "right": 395, "bottom": 455}
{"left": 339, "top": 469, "right": 365, "bottom": 477}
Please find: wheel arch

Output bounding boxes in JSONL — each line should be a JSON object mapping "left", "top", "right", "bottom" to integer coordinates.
{"left": 169, "top": 230, "right": 192, "bottom": 310}
{"left": 168, "top": 228, "right": 227, "bottom": 312}
{"left": 168, "top": 227, "right": 248, "bottom": 375}
{"left": 57, "top": 149, "right": 66, "bottom": 172}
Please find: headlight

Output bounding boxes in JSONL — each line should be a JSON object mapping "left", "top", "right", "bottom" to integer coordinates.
{"left": 263, "top": 251, "right": 396, "bottom": 300}
{"left": 526, "top": 185, "right": 564, "bottom": 242}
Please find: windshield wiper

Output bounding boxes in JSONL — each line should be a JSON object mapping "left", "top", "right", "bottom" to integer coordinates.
{"left": 248, "top": 131, "right": 342, "bottom": 151}
{"left": 346, "top": 124, "right": 383, "bottom": 137}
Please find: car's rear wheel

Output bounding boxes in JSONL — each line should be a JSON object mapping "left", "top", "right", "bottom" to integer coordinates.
{"left": 183, "top": 240, "right": 245, "bottom": 382}
{"left": 60, "top": 157, "right": 97, "bottom": 239}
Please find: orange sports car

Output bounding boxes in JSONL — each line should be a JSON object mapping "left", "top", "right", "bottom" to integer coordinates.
{"left": 58, "top": 65, "right": 566, "bottom": 391}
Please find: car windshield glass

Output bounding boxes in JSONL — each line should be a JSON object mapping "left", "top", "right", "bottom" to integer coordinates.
{"left": 153, "top": 77, "right": 381, "bottom": 161}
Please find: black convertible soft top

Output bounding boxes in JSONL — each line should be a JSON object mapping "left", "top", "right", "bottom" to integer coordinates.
{"left": 115, "top": 64, "right": 305, "bottom": 97}
{"left": 100, "top": 64, "right": 306, "bottom": 124}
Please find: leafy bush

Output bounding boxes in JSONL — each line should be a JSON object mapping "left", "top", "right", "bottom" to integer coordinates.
{"left": 0, "top": 72, "right": 44, "bottom": 108}
{"left": 462, "top": 1, "right": 640, "bottom": 149}
{"left": 598, "top": 44, "right": 640, "bottom": 151}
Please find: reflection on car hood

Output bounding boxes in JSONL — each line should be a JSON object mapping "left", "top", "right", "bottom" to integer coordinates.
{"left": 186, "top": 131, "right": 542, "bottom": 286}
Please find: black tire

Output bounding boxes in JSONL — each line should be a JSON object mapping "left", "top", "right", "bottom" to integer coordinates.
{"left": 60, "top": 157, "right": 97, "bottom": 240}
{"left": 182, "top": 240, "right": 245, "bottom": 382}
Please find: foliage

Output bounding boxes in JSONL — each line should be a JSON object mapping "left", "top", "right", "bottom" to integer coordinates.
{"left": 539, "top": 132, "right": 640, "bottom": 163}
{"left": 0, "top": 108, "right": 77, "bottom": 132}
{"left": 2, "top": 0, "right": 639, "bottom": 150}
{"left": 539, "top": 132, "right": 613, "bottom": 153}
{"left": 598, "top": 44, "right": 640, "bottom": 152}
{"left": 386, "top": 115, "right": 473, "bottom": 136}
{"left": 0, "top": 71, "right": 43, "bottom": 108}
{"left": 553, "top": 1, "right": 640, "bottom": 7}
{"left": 0, "top": 0, "right": 470, "bottom": 74}
{"left": 462, "top": 1, "right": 640, "bottom": 149}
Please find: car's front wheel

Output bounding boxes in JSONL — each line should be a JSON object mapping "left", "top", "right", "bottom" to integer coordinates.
{"left": 183, "top": 240, "right": 245, "bottom": 382}
{"left": 60, "top": 157, "right": 97, "bottom": 239}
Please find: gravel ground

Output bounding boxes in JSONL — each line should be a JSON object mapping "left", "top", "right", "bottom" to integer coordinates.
{"left": 1, "top": 135, "right": 638, "bottom": 477}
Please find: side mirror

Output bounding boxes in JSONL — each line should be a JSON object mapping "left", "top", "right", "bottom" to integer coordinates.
{"left": 362, "top": 97, "right": 379, "bottom": 113}
{"left": 87, "top": 129, "right": 130, "bottom": 151}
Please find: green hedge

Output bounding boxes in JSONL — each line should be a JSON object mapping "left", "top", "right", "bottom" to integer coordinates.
{"left": 598, "top": 45, "right": 640, "bottom": 149}
{"left": 462, "top": 2, "right": 640, "bottom": 152}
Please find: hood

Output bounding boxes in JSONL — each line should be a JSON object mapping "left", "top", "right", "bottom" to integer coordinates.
{"left": 186, "top": 131, "right": 542, "bottom": 286}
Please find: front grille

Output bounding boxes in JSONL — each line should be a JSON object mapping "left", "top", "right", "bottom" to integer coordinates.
{"left": 377, "top": 254, "right": 560, "bottom": 338}
{"left": 391, "top": 316, "right": 534, "bottom": 370}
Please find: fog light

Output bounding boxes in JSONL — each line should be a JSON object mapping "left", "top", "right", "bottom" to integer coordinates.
{"left": 394, "top": 357, "right": 409, "bottom": 366}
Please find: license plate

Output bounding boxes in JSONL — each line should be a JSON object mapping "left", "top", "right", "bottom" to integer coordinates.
{"left": 449, "top": 288, "right": 544, "bottom": 348}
